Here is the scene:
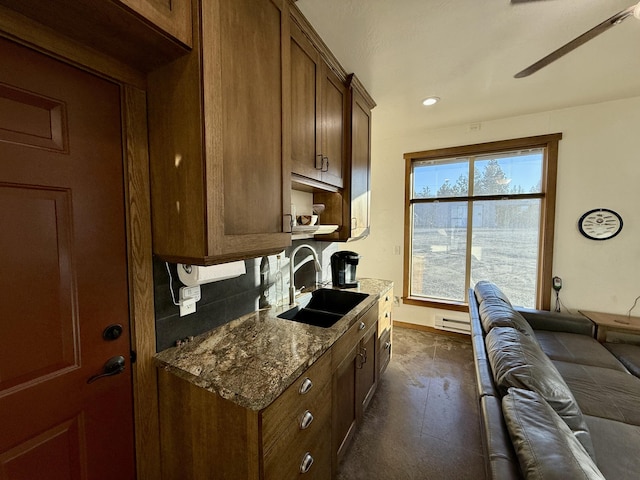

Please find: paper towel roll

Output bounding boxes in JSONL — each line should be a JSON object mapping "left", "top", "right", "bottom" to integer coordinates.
{"left": 177, "top": 261, "right": 246, "bottom": 286}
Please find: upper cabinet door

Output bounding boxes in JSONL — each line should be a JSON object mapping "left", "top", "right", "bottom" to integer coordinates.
{"left": 290, "top": 21, "right": 323, "bottom": 182}
{"left": 320, "top": 65, "right": 347, "bottom": 188}
{"left": 313, "top": 74, "right": 375, "bottom": 242}
{"left": 0, "top": 0, "right": 192, "bottom": 71}
{"left": 148, "top": 0, "right": 291, "bottom": 265}
{"left": 117, "top": 0, "right": 193, "bottom": 48}
{"left": 348, "top": 78, "right": 373, "bottom": 241}
{"left": 290, "top": 18, "right": 346, "bottom": 189}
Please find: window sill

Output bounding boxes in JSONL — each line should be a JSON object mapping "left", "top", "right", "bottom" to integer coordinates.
{"left": 403, "top": 296, "right": 469, "bottom": 312}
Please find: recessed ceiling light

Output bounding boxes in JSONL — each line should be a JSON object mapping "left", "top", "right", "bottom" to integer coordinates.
{"left": 422, "top": 96, "right": 440, "bottom": 106}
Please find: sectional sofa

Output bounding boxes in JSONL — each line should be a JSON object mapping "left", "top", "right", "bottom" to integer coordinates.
{"left": 469, "top": 281, "right": 640, "bottom": 479}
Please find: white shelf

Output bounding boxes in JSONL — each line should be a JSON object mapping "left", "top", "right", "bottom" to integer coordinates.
{"left": 292, "top": 224, "right": 338, "bottom": 240}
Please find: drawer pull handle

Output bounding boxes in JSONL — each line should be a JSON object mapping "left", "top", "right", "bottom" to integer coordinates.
{"left": 300, "top": 410, "right": 314, "bottom": 430}
{"left": 299, "top": 377, "right": 313, "bottom": 395}
{"left": 300, "top": 452, "right": 314, "bottom": 474}
{"left": 384, "top": 341, "right": 391, "bottom": 350}
{"left": 359, "top": 321, "right": 365, "bottom": 330}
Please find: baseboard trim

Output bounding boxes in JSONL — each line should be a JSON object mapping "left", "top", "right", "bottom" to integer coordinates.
{"left": 393, "top": 321, "right": 471, "bottom": 340}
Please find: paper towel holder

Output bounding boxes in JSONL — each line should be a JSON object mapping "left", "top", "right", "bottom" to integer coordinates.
{"left": 177, "top": 261, "right": 246, "bottom": 287}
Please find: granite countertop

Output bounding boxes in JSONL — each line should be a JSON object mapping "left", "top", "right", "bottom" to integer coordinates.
{"left": 155, "top": 278, "right": 393, "bottom": 411}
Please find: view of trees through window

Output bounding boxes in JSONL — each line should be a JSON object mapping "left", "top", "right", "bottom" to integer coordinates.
{"left": 409, "top": 150, "right": 544, "bottom": 307}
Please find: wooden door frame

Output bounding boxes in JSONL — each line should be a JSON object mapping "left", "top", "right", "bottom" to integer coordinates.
{"left": 0, "top": 8, "right": 161, "bottom": 479}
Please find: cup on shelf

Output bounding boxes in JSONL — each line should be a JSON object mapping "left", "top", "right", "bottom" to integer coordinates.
{"left": 296, "top": 214, "right": 318, "bottom": 226}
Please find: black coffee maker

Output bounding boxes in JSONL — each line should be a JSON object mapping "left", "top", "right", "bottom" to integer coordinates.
{"left": 331, "top": 251, "right": 360, "bottom": 288}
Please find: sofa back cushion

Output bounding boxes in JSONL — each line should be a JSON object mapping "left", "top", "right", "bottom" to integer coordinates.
{"left": 474, "top": 281, "right": 512, "bottom": 306}
{"left": 486, "top": 327, "right": 595, "bottom": 459}
{"left": 479, "top": 300, "right": 536, "bottom": 337}
{"left": 502, "top": 388, "right": 605, "bottom": 480}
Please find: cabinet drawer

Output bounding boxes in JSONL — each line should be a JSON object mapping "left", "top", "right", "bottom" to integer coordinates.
{"left": 332, "top": 304, "right": 377, "bottom": 370}
{"left": 378, "top": 308, "right": 392, "bottom": 336}
{"left": 262, "top": 350, "right": 331, "bottom": 452}
{"left": 377, "top": 288, "right": 393, "bottom": 336}
{"left": 379, "top": 328, "right": 392, "bottom": 375}
{"left": 264, "top": 415, "right": 331, "bottom": 480}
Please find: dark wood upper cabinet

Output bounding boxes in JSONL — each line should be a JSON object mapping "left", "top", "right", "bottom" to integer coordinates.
{"left": 0, "top": 0, "right": 192, "bottom": 71}
{"left": 315, "top": 75, "right": 376, "bottom": 242}
{"left": 147, "top": 0, "right": 292, "bottom": 265}
{"left": 290, "top": 19, "right": 347, "bottom": 189}
{"left": 119, "top": 0, "right": 192, "bottom": 48}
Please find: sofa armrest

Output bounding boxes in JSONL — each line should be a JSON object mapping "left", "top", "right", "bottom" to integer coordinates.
{"left": 515, "top": 308, "right": 594, "bottom": 336}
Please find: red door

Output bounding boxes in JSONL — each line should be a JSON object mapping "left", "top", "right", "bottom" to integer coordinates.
{"left": 0, "top": 37, "right": 136, "bottom": 479}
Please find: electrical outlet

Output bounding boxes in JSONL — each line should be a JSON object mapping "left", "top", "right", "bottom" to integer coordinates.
{"left": 179, "top": 297, "right": 197, "bottom": 317}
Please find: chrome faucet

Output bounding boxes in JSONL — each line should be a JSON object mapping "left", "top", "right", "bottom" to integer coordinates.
{"left": 289, "top": 244, "right": 322, "bottom": 305}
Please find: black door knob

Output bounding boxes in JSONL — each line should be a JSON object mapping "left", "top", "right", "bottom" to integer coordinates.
{"left": 87, "top": 355, "right": 126, "bottom": 384}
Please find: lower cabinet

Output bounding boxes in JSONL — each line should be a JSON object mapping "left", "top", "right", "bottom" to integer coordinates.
{"left": 156, "top": 290, "right": 393, "bottom": 479}
{"left": 157, "top": 350, "right": 332, "bottom": 480}
{"left": 331, "top": 303, "right": 378, "bottom": 471}
{"left": 377, "top": 286, "right": 393, "bottom": 376}
{"left": 262, "top": 351, "right": 332, "bottom": 479}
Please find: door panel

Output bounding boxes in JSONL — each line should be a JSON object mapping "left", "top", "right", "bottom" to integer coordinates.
{"left": 0, "top": 186, "right": 77, "bottom": 393}
{"left": 0, "top": 37, "right": 135, "bottom": 479}
{"left": 321, "top": 66, "right": 345, "bottom": 188}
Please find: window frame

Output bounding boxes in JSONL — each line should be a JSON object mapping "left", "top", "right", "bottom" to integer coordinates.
{"left": 403, "top": 133, "right": 562, "bottom": 311}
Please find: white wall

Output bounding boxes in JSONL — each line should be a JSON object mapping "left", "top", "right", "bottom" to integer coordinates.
{"left": 346, "top": 96, "right": 640, "bottom": 326}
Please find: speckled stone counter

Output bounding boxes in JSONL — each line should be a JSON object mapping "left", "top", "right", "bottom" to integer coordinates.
{"left": 155, "top": 278, "right": 393, "bottom": 411}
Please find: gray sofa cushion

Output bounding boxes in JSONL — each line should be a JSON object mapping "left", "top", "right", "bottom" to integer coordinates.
{"left": 604, "top": 342, "right": 640, "bottom": 377}
{"left": 486, "top": 327, "right": 595, "bottom": 459}
{"left": 502, "top": 388, "right": 605, "bottom": 480}
{"left": 474, "top": 281, "right": 512, "bottom": 306}
{"left": 585, "top": 414, "right": 640, "bottom": 480}
{"left": 535, "top": 330, "right": 627, "bottom": 371}
{"left": 480, "top": 395, "right": 521, "bottom": 479}
{"left": 479, "top": 301, "right": 535, "bottom": 336}
{"left": 516, "top": 308, "right": 595, "bottom": 336}
{"left": 553, "top": 359, "right": 640, "bottom": 426}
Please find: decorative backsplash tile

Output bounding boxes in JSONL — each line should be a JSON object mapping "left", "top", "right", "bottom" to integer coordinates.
{"left": 153, "top": 239, "right": 337, "bottom": 351}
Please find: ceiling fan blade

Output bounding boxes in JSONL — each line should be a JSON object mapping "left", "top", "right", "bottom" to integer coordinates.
{"left": 515, "top": 4, "right": 637, "bottom": 78}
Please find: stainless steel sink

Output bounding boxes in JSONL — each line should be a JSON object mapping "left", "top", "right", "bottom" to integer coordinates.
{"left": 277, "top": 288, "right": 368, "bottom": 328}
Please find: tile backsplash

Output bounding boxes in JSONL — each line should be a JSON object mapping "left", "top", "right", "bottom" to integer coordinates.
{"left": 153, "top": 239, "right": 338, "bottom": 351}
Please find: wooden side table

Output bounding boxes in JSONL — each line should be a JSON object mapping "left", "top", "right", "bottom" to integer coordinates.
{"left": 579, "top": 310, "right": 640, "bottom": 342}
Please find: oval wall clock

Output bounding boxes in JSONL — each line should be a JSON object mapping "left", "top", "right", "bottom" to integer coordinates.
{"left": 578, "top": 208, "right": 623, "bottom": 240}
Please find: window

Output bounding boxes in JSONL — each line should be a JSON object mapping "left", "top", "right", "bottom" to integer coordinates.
{"left": 403, "top": 134, "right": 561, "bottom": 311}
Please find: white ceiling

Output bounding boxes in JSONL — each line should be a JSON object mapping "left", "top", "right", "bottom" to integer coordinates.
{"left": 296, "top": 0, "right": 640, "bottom": 136}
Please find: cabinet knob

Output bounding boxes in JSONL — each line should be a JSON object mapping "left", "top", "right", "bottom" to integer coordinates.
{"left": 385, "top": 312, "right": 390, "bottom": 318}
{"left": 300, "top": 410, "right": 314, "bottom": 430}
{"left": 384, "top": 341, "right": 391, "bottom": 350}
{"left": 385, "top": 296, "right": 390, "bottom": 302}
{"left": 300, "top": 452, "right": 314, "bottom": 474}
{"left": 359, "top": 321, "right": 365, "bottom": 330}
{"left": 299, "top": 377, "right": 313, "bottom": 395}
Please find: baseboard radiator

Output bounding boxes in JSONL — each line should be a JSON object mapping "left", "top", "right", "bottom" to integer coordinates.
{"left": 435, "top": 315, "right": 471, "bottom": 334}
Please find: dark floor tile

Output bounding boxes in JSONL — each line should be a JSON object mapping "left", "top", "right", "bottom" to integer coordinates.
{"left": 338, "top": 327, "right": 486, "bottom": 480}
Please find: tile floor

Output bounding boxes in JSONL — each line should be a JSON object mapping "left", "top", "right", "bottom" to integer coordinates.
{"left": 337, "top": 327, "right": 486, "bottom": 480}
